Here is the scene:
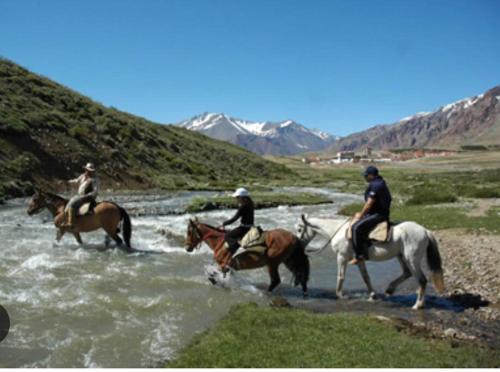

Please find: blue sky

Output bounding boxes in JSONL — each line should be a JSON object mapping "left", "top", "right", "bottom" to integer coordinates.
{"left": 1, "top": 0, "right": 499, "bottom": 136}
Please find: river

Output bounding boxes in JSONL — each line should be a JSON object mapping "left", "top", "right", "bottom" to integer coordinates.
{"left": 0, "top": 188, "right": 447, "bottom": 367}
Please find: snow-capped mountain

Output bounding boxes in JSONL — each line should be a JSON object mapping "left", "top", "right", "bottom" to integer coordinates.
{"left": 328, "top": 85, "right": 500, "bottom": 152}
{"left": 177, "top": 113, "right": 338, "bottom": 155}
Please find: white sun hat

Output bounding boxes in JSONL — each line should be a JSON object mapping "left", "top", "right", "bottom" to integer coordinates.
{"left": 232, "top": 187, "right": 250, "bottom": 197}
{"left": 83, "top": 162, "right": 96, "bottom": 172}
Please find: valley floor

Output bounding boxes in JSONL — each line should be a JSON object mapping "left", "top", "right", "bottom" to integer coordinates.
{"left": 166, "top": 225, "right": 500, "bottom": 368}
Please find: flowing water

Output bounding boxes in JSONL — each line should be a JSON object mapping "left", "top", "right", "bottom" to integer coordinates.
{"left": 0, "top": 188, "right": 462, "bottom": 367}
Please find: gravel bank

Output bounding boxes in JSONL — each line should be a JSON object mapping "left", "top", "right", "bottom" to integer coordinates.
{"left": 435, "top": 229, "right": 500, "bottom": 321}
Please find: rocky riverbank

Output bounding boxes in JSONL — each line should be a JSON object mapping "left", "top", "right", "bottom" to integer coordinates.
{"left": 436, "top": 228, "right": 500, "bottom": 321}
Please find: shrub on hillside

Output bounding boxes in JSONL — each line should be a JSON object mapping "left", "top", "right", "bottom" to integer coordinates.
{"left": 406, "top": 189, "right": 457, "bottom": 205}
{"left": 458, "top": 185, "right": 500, "bottom": 198}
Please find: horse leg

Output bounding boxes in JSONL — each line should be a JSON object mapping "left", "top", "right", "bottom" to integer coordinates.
{"left": 111, "top": 233, "right": 129, "bottom": 252}
{"left": 385, "top": 255, "right": 412, "bottom": 296}
{"left": 267, "top": 263, "right": 281, "bottom": 292}
{"left": 104, "top": 234, "right": 112, "bottom": 247}
{"left": 73, "top": 232, "right": 83, "bottom": 245}
{"left": 56, "top": 229, "right": 65, "bottom": 242}
{"left": 357, "top": 261, "right": 376, "bottom": 300}
{"left": 103, "top": 222, "right": 128, "bottom": 252}
{"left": 112, "top": 234, "right": 123, "bottom": 246}
{"left": 336, "top": 255, "right": 348, "bottom": 299}
{"left": 409, "top": 266, "right": 427, "bottom": 310}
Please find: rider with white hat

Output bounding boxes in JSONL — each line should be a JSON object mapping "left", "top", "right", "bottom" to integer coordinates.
{"left": 221, "top": 187, "right": 255, "bottom": 254}
{"left": 61, "top": 162, "right": 100, "bottom": 228}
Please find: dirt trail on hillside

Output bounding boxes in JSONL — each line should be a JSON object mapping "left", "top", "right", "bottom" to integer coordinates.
{"left": 465, "top": 198, "right": 500, "bottom": 217}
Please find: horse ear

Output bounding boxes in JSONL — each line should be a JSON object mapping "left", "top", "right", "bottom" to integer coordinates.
{"left": 193, "top": 216, "right": 199, "bottom": 223}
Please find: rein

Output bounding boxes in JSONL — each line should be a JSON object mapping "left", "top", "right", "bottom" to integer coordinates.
{"left": 191, "top": 222, "right": 225, "bottom": 249}
{"left": 304, "top": 218, "right": 351, "bottom": 254}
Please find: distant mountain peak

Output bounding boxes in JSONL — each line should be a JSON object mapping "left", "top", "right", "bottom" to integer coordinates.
{"left": 177, "top": 113, "right": 337, "bottom": 156}
{"left": 329, "top": 85, "right": 500, "bottom": 152}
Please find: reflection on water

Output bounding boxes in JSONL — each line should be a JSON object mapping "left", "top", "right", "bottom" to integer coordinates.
{"left": 0, "top": 188, "right": 461, "bottom": 367}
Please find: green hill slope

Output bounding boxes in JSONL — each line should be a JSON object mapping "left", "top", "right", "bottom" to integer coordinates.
{"left": 0, "top": 59, "right": 294, "bottom": 199}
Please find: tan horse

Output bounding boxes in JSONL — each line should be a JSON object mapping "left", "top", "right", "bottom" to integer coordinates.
{"left": 27, "top": 189, "right": 133, "bottom": 252}
{"left": 185, "top": 218, "right": 310, "bottom": 296}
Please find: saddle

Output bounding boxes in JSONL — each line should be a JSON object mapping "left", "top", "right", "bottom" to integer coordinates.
{"left": 346, "top": 218, "right": 392, "bottom": 242}
{"left": 77, "top": 200, "right": 97, "bottom": 216}
{"left": 234, "top": 226, "right": 267, "bottom": 258}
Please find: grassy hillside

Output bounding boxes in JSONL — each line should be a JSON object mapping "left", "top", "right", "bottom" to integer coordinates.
{"left": 0, "top": 59, "right": 294, "bottom": 199}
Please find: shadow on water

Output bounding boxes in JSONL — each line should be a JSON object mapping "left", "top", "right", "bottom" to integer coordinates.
{"left": 273, "top": 283, "right": 491, "bottom": 313}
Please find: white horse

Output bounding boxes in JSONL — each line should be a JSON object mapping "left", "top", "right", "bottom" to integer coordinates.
{"left": 297, "top": 214, "right": 445, "bottom": 309}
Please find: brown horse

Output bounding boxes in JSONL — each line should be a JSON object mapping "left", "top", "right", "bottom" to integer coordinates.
{"left": 185, "top": 218, "right": 310, "bottom": 296}
{"left": 27, "top": 189, "right": 133, "bottom": 252}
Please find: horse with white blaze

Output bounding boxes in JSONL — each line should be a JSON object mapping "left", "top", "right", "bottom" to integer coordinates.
{"left": 296, "top": 214, "right": 445, "bottom": 309}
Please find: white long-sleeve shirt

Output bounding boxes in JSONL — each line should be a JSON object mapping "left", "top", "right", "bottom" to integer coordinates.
{"left": 68, "top": 174, "right": 100, "bottom": 198}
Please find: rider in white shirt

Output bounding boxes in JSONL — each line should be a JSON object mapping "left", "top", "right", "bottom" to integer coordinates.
{"left": 61, "top": 162, "right": 100, "bottom": 228}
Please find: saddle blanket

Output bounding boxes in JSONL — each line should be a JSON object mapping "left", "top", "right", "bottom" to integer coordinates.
{"left": 347, "top": 218, "right": 391, "bottom": 242}
{"left": 237, "top": 226, "right": 267, "bottom": 255}
{"left": 78, "top": 201, "right": 97, "bottom": 216}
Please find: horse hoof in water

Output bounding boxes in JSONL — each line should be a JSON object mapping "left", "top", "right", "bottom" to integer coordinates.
{"left": 384, "top": 289, "right": 394, "bottom": 297}
{"left": 368, "top": 292, "right": 377, "bottom": 301}
{"left": 208, "top": 277, "right": 217, "bottom": 285}
{"left": 302, "top": 291, "right": 309, "bottom": 299}
{"left": 412, "top": 303, "right": 425, "bottom": 310}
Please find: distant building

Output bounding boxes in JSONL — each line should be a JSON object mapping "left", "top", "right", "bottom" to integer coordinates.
{"left": 333, "top": 151, "right": 355, "bottom": 164}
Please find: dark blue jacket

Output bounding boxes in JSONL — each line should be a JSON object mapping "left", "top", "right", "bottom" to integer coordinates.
{"left": 364, "top": 176, "right": 392, "bottom": 217}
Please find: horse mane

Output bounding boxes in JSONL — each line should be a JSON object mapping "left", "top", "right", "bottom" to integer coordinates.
{"left": 43, "top": 191, "right": 68, "bottom": 204}
{"left": 198, "top": 222, "right": 225, "bottom": 233}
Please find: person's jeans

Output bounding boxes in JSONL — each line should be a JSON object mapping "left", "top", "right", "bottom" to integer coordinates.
{"left": 352, "top": 214, "right": 387, "bottom": 259}
{"left": 225, "top": 226, "right": 251, "bottom": 253}
{"left": 66, "top": 195, "right": 95, "bottom": 214}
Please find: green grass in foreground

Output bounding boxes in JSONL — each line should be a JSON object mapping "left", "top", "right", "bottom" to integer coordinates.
{"left": 186, "top": 192, "right": 333, "bottom": 213}
{"left": 339, "top": 203, "right": 500, "bottom": 233}
{"left": 167, "top": 303, "right": 499, "bottom": 368}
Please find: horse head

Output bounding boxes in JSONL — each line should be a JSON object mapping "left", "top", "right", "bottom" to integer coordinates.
{"left": 185, "top": 218, "right": 202, "bottom": 252}
{"left": 296, "top": 214, "right": 310, "bottom": 236}
{"left": 296, "top": 214, "right": 318, "bottom": 244}
{"left": 27, "top": 189, "right": 48, "bottom": 216}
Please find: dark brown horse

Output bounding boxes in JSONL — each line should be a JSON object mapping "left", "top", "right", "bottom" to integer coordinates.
{"left": 185, "top": 218, "right": 310, "bottom": 295}
{"left": 27, "top": 189, "right": 133, "bottom": 252}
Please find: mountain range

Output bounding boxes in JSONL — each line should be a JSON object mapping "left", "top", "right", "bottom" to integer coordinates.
{"left": 177, "top": 85, "right": 500, "bottom": 155}
{"left": 329, "top": 86, "right": 500, "bottom": 152}
{"left": 177, "top": 113, "right": 338, "bottom": 156}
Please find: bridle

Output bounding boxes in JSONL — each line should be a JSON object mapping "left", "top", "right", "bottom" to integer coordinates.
{"left": 187, "top": 221, "right": 225, "bottom": 250}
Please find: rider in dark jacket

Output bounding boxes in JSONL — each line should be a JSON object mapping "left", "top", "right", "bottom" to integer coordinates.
{"left": 222, "top": 188, "right": 255, "bottom": 254}
{"left": 350, "top": 166, "right": 392, "bottom": 265}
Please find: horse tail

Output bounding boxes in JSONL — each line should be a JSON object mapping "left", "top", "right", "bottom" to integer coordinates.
{"left": 285, "top": 238, "right": 310, "bottom": 293}
{"left": 119, "top": 207, "right": 132, "bottom": 249}
{"left": 426, "top": 230, "right": 445, "bottom": 294}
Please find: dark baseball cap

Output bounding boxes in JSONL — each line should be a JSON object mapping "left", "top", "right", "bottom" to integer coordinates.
{"left": 363, "top": 166, "right": 379, "bottom": 176}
